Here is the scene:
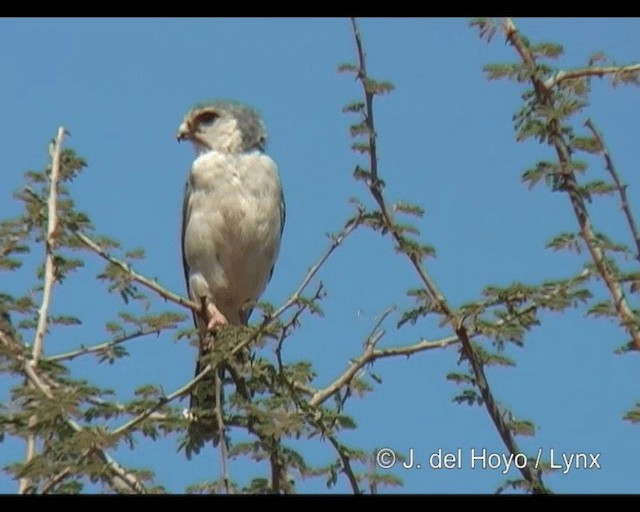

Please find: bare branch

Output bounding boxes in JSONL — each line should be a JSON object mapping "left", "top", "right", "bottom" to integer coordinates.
{"left": 545, "top": 63, "right": 640, "bottom": 89}
{"left": 310, "top": 333, "right": 455, "bottom": 408}
{"left": 584, "top": 118, "right": 640, "bottom": 262}
{"left": 270, "top": 213, "right": 361, "bottom": 320}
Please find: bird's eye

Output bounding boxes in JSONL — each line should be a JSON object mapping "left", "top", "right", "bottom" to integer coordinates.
{"left": 197, "top": 112, "right": 218, "bottom": 127}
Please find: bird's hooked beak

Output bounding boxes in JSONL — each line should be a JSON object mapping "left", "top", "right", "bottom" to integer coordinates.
{"left": 176, "top": 121, "right": 191, "bottom": 142}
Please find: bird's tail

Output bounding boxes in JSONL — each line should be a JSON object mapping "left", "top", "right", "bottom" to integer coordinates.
{"left": 184, "top": 330, "right": 225, "bottom": 456}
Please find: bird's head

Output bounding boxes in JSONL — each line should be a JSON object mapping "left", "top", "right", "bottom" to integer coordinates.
{"left": 176, "top": 100, "right": 267, "bottom": 155}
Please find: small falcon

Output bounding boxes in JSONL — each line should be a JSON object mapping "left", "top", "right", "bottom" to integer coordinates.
{"left": 177, "top": 100, "right": 285, "bottom": 449}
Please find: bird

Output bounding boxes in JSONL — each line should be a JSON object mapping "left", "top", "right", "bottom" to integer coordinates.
{"left": 176, "top": 100, "right": 285, "bottom": 453}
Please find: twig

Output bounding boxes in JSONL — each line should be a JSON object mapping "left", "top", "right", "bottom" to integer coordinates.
{"left": 545, "top": 64, "right": 640, "bottom": 89}
{"left": 74, "top": 231, "right": 200, "bottom": 315}
{"left": 310, "top": 332, "right": 454, "bottom": 408}
{"left": 45, "top": 329, "right": 162, "bottom": 361}
{"left": 503, "top": 17, "right": 640, "bottom": 352}
{"left": 110, "top": 359, "right": 214, "bottom": 438}
{"left": 41, "top": 464, "right": 77, "bottom": 494}
{"left": 215, "top": 371, "right": 231, "bottom": 494}
{"left": 584, "top": 118, "right": 640, "bottom": 262}
{"left": 309, "top": 272, "right": 583, "bottom": 410}
{"left": 46, "top": 328, "right": 163, "bottom": 362}
{"left": 349, "top": 18, "right": 548, "bottom": 494}
{"left": 325, "top": 431, "right": 361, "bottom": 494}
{"left": 270, "top": 214, "right": 361, "bottom": 320}
{"left": 348, "top": 18, "right": 447, "bottom": 317}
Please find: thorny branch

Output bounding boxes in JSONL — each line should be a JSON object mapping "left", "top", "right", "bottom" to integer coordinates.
{"left": 46, "top": 328, "right": 163, "bottom": 362}
{"left": 0, "top": 329, "right": 146, "bottom": 494}
{"left": 74, "top": 231, "right": 201, "bottom": 315}
{"left": 584, "top": 118, "right": 640, "bottom": 263}
{"left": 8, "top": 128, "right": 146, "bottom": 494}
{"left": 348, "top": 17, "right": 548, "bottom": 493}
{"left": 503, "top": 17, "right": 640, "bottom": 352}
{"left": 545, "top": 63, "right": 640, "bottom": 89}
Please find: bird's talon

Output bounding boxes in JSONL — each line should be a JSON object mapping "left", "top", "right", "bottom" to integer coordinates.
{"left": 206, "top": 304, "right": 228, "bottom": 332}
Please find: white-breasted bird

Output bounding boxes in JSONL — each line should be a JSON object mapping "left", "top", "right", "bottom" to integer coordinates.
{"left": 177, "top": 100, "right": 285, "bottom": 452}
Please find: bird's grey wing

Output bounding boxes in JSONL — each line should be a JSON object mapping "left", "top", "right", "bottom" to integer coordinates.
{"left": 181, "top": 176, "right": 199, "bottom": 330}
{"left": 279, "top": 186, "right": 286, "bottom": 238}
{"left": 266, "top": 187, "right": 286, "bottom": 286}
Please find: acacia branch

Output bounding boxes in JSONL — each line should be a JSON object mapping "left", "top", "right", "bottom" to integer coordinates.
{"left": 349, "top": 17, "right": 548, "bottom": 494}
{"left": 46, "top": 328, "right": 162, "bottom": 362}
{"left": 325, "top": 429, "right": 361, "bottom": 494}
{"left": 0, "top": 327, "right": 146, "bottom": 494}
{"left": 32, "top": 127, "right": 66, "bottom": 365}
{"left": 74, "top": 231, "right": 200, "bottom": 315}
{"left": 584, "top": 118, "right": 640, "bottom": 262}
{"left": 504, "top": 17, "right": 640, "bottom": 352}
{"left": 270, "top": 212, "right": 361, "bottom": 320}
{"left": 19, "top": 127, "right": 66, "bottom": 495}
{"left": 545, "top": 63, "right": 640, "bottom": 89}
{"left": 110, "top": 361, "right": 213, "bottom": 438}
{"left": 310, "top": 333, "right": 455, "bottom": 408}
{"left": 21, "top": 360, "right": 146, "bottom": 493}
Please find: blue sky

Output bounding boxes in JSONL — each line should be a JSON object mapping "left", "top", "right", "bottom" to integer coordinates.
{"left": 1, "top": 17, "right": 640, "bottom": 494}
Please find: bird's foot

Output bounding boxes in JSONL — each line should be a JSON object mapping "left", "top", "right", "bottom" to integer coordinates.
{"left": 206, "top": 303, "right": 228, "bottom": 332}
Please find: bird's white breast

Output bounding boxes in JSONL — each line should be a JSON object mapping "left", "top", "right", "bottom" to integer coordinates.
{"left": 183, "top": 150, "right": 283, "bottom": 323}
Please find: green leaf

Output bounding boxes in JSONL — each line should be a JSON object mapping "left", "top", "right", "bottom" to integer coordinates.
{"left": 546, "top": 232, "right": 582, "bottom": 254}
{"left": 337, "top": 63, "right": 358, "bottom": 74}
{"left": 446, "top": 372, "right": 474, "bottom": 385}
{"left": 623, "top": 403, "right": 640, "bottom": 423}
{"left": 342, "top": 101, "right": 365, "bottom": 113}
{"left": 530, "top": 42, "right": 564, "bottom": 60}
{"left": 452, "top": 388, "right": 483, "bottom": 407}
{"left": 586, "top": 300, "right": 616, "bottom": 319}
{"left": 393, "top": 202, "right": 424, "bottom": 218}
{"left": 50, "top": 315, "right": 82, "bottom": 326}
{"left": 571, "top": 135, "right": 602, "bottom": 153}
{"left": 578, "top": 180, "right": 617, "bottom": 198}
{"left": 350, "top": 122, "right": 370, "bottom": 137}
{"left": 469, "top": 18, "right": 497, "bottom": 43}
{"left": 483, "top": 63, "right": 525, "bottom": 81}
{"left": 364, "top": 78, "right": 395, "bottom": 95}
{"left": 351, "top": 142, "right": 370, "bottom": 154}
{"left": 511, "top": 419, "right": 535, "bottom": 437}
{"left": 125, "top": 248, "right": 146, "bottom": 260}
